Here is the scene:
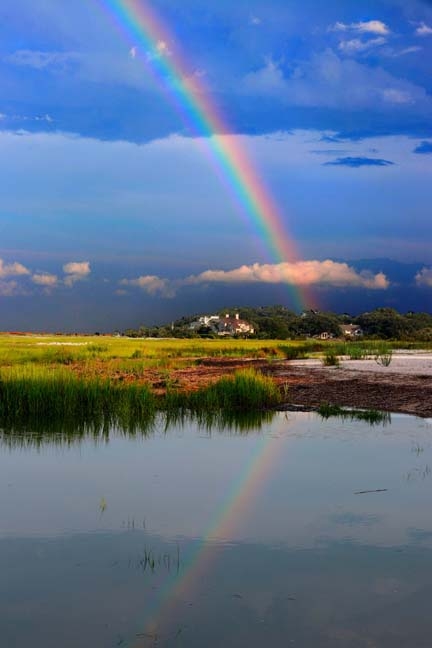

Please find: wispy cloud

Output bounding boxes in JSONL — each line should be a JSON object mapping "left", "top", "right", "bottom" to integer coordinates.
{"left": 120, "top": 275, "right": 174, "bottom": 297}
{"left": 5, "top": 50, "right": 80, "bottom": 70}
{"left": 324, "top": 156, "right": 394, "bottom": 167}
{"left": 338, "top": 37, "right": 386, "bottom": 55}
{"left": 331, "top": 20, "right": 390, "bottom": 35}
{"left": 0, "top": 259, "right": 30, "bottom": 278}
{"left": 390, "top": 46, "right": 422, "bottom": 57}
{"left": 241, "top": 49, "right": 428, "bottom": 111}
{"left": 413, "top": 141, "right": 432, "bottom": 154}
{"left": 0, "top": 280, "right": 20, "bottom": 297}
{"left": 415, "top": 23, "right": 432, "bottom": 37}
{"left": 63, "top": 261, "right": 91, "bottom": 286}
{"left": 415, "top": 267, "right": 432, "bottom": 287}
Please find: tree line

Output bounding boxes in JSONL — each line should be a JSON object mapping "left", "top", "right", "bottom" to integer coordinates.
{"left": 123, "top": 307, "right": 432, "bottom": 341}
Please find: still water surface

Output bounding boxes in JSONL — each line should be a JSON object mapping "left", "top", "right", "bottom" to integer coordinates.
{"left": 1, "top": 412, "right": 432, "bottom": 647}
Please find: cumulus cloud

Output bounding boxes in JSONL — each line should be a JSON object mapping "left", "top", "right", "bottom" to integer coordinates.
{"left": 63, "top": 261, "right": 91, "bottom": 286}
{"left": 415, "top": 23, "right": 432, "bottom": 37}
{"left": 121, "top": 260, "right": 389, "bottom": 298}
{"left": 324, "top": 156, "right": 394, "bottom": 167}
{"left": 0, "top": 259, "right": 30, "bottom": 278}
{"left": 415, "top": 267, "right": 432, "bottom": 287}
{"left": 120, "top": 275, "right": 174, "bottom": 297}
{"left": 5, "top": 50, "right": 80, "bottom": 70}
{"left": 185, "top": 260, "right": 389, "bottom": 290}
{"left": 331, "top": 20, "right": 390, "bottom": 35}
{"left": 32, "top": 273, "right": 58, "bottom": 287}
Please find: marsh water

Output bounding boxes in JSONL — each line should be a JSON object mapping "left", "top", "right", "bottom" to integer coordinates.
{"left": 2, "top": 411, "right": 432, "bottom": 647}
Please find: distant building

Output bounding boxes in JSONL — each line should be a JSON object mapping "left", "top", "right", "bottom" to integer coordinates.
{"left": 340, "top": 324, "right": 363, "bottom": 337}
{"left": 216, "top": 313, "right": 255, "bottom": 336}
{"left": 312, "top": 331, "right": 334, "bottom": 340}
{"left": 190, "top": 312, "right": 254, "bottom": 336}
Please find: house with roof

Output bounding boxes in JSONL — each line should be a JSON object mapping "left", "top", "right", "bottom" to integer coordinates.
{"left": 340, "top": 324, "right": 363, "bottom": 337}
{"left": 216, "top": 313, "right": 255, "bottom": 336}
{"left": 189, "top": 312, "right": 254, "bottom": 336}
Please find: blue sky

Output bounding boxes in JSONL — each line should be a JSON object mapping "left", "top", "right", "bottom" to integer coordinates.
{"left": 1, "top": 0, "right": 431, "bottom": 330}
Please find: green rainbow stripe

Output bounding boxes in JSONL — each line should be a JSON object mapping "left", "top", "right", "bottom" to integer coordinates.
{"left": 96, "top": 0, "right": 311, "bottom": 312}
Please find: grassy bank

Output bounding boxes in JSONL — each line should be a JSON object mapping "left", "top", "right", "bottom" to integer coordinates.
{"left": 0, "top": 366, "right": 280, "bottom": 434}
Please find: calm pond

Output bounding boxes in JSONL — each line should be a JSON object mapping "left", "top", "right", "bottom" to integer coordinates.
{"left": 1, "top": 411, "right": 432, "bottom": 647}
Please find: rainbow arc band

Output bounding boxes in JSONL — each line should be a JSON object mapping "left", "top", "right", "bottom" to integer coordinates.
{"left": 97, "top": 0, "right": 311, "bottom": 312}
{"left": 92, "top": 1, "right": 300, "bottom": 639}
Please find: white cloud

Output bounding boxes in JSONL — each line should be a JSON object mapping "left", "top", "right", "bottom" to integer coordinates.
{"left": 185, "top": 260, "right": 389, "bottom": 290}
{"left": 241, "top": 49, "right": 429, "bottom": 111}
{"left": 120, "top": 260, "right": 389, "bottom": 299}
{"left": 416, "top": 23, "right": 432, "bottom": 37}
{"left": 63, "top": 261, "right": 90, "bottom": 276}
{"left": 5, "top": 50, "right": 80, "bottom": 70}
{"left": 415, "top": 267, "right": 432, "bottom": 287}
{"left": 129, "top": 46, "right": 137, "bottom": 59}
{"left": 32, "top": 273, "right": 58, "bottom": 287}
{"left": 120, "top": 275, "right": 174, "bottom": 297}
{"left": 0, "top": 112, "right": 54, "bottom": 123}
{"left": 331, "top": 20, "right": 390, "bottom": 35}
{"left": 381, "top": 88, "right": 412, "bottom": 104}
{"left": 338, "top": 37, "right": 386, "bottom": 55}
{"left": 250, "top": 16, "right": 261, "bottom": 25}
{"left": 63, "top": 261, "right": 91, "bottom": 286}
{"left": 146, "top": 40, "right": 172, "bottom": 62}
{"left": 0, "top": 280, "right": 20, "bottom": 297}
{"left": 390, "top": 46, "right": 422, "bottom": 57}
{"left": 0, "top": 259, "right": 30, "bottom": 278}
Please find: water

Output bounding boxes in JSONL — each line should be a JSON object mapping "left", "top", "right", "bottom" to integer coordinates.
{"left": 1, "top": 412, "right": 432, "bottom": 647}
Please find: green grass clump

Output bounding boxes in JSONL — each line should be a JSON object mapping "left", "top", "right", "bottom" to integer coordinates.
{"left": 322, "top": 352, "right": 340, "bottom": 367}
{"left": 190, "top": 369, "right": 282, "bottom": 412}
{"left": 0, "top": 367, "right": 155, "bottom": 434}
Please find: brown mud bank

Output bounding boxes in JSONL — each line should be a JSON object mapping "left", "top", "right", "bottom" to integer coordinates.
{"left": 165, "top": 357, "right": 432, "bottom": 418}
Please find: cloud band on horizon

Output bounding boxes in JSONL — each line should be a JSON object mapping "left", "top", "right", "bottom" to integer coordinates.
{"left": 120, "top": 259, "right": 390, "bottom": 298}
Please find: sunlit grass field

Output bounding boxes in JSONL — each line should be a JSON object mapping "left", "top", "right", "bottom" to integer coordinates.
{"left": 1, "top": 332, "right": 430, "bottom": 375}
{"left": 0, "top": 333, "right": 430, "bottom": 430}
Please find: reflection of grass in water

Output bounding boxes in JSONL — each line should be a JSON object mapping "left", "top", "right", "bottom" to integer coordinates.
{"left": 318, "top": 403, "right": 391, "bottom": 426}
{"left": 0, "top": 366, "right": 156, "bottom": 436}
{"left": 130, "top": 545, "right": 181, "bottom": 574}
{"left": 0, "top": 368, "right": 278, "bottom": 445}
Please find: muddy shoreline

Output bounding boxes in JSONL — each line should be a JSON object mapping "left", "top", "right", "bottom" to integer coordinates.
{"left": 167, "top": 356, "right": 432, "bottom": 418}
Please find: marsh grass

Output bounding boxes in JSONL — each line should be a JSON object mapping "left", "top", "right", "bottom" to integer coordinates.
{"left": 322, "top": 352, "right": 340, "bottom": 367}
{"left": 0, "top": 366, "right": 280, "bottom": 439}
{"left": 0, "top": 366, "right": 156, "bottom": 435}
{"left": 189, "top": 369, "right": 281, "bottom": 412}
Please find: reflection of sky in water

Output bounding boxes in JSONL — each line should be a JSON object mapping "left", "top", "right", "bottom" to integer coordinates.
{"left": 1, "top": 412, "right": 432, "bottom": 547}
{"left": 2, "top": 412, "right": 432, "bottom": 647}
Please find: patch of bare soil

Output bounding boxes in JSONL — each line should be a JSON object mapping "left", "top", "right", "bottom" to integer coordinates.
{"left": 170, "top": 358, "right": 432, "bottom": 418}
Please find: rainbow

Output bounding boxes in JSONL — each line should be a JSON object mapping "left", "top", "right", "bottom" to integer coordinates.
{"left": 95, "top": 0, "right": 312, "bottom": 312}
{"left": 132, "top": 426, "right": 285, "bottom": 642}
